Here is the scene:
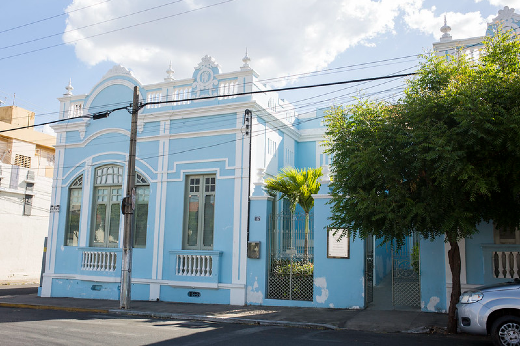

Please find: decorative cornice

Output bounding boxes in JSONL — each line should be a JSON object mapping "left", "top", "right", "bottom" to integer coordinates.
{"left": 85, "top": 79, "right": 138, "bottom": 111}
{"left": 312, "top": 193, "right": 332, "bottom": 199}
{"left": 51, "top": 118, "right": 90, "bottom": 139}
{"left": 103, "top": 64, "right": 134, "bottom": 79}
{"left": 250, "top": 196, "right": 274, "bottom": 201}
{"left": 299, "top": 128, "right": 326, "bottom": 142}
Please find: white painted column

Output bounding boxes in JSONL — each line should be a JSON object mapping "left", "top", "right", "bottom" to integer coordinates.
{"left": 78, "top": 158, "right": 93, "bottom": 247}
{"left": 41, "top": 135, "right": 65, "bottom": 297}
{"left": 231, "top": 111, "right": 248, "bottom": 305}
{"left": 150, "top": 120, "right": 169, "bottom": 300}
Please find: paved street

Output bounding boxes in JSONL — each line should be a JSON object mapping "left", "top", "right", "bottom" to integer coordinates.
{"left": 0, "top": 307, "right": 491, "bottom": 346}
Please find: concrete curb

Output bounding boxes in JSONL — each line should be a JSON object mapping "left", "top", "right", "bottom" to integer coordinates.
{"left": 0, "top": 302, "right": 337, "bottom": 330}
{"left": 109, "top": 309, "right": 339, "bottom": 330}
{"left": 0, "top": 302, "right": 109, "bottom": 314}
{"left": 0, "top": 301, "right": 441, "bottom": 334}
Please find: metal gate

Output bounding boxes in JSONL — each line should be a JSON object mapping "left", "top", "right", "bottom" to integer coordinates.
{"left": 365, "top": 236, "right": 374, "bottom": 305}
{"left": 392, "top": 238, "right": 420, "bottom": 308}
{"left": 267, "top": 212, "right": 314, "bottom": 301}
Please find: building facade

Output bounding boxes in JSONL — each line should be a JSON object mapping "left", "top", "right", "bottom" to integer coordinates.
{"left": 42, "top": 55, "right": 354, "bottom": 307}
{"left": 0, "top": 105, "right": 55, "bottom": 282}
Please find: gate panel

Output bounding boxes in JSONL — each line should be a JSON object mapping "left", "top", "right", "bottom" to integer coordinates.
{"left": 365, "top": 236, "right": 374, "bottom": 304}
{"left": 267, "top": 212, "right": 314, "bottom": 301}
{"left": 392, "top": 239, "right": 420, "bottom": 308}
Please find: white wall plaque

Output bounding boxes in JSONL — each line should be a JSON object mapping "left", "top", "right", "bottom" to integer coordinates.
{"left": 327, "top": 228, "right": 349, "bottom": 259}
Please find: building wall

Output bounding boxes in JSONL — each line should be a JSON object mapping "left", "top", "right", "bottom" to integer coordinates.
{"left": 0, "top": 163, "right": 52, "bottom": 281}
{"left": 0, "top": 105, "right": 55, "bottom": 283}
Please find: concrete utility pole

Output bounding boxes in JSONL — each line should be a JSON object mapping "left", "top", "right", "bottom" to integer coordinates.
{"left": 120, "top": 86, "right": 139, "bottom": 309}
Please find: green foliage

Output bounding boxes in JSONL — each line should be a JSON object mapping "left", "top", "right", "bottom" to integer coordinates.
{"left": 325, "top": 29, "right": 520, "bottom": 332}
{"left": 411, "top": 244, "right": 420, "bottom": 274}
{"left": 274, "top": 260, "right": 314, "bottom": 276}
{"left": 265, "top": 167, "right": 323, "bottom": 214}
{"left": 325, "top": 29, "right": 520, "bottom": 245}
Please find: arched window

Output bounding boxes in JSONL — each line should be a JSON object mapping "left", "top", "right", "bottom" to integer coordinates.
{"left": 91, "top": 165, "right": 123, "bottom": 248}
{"left": 65, "top": 175, "right": 82, "bottom": 246}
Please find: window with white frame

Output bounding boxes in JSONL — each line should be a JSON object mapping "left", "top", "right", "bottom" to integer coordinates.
{"left": 183, "top": 174, "right": 216, "bottom": 250}
{"left": 90, "top": 166, "right": 150, "bottom": 248}
{"left": 494, "top": 224, "right": 520, "bottom": 245}
{"left": 65, "top": 175, "right": 82, "bottom": 246}
{"left": 134, "top": 173, "right": 150, "bottom": 248}
{"left": 70, "top": 103, "right": 83, "bottom": 118}
{"left": 91, "top": 165, "right": 124, "bottom": 248}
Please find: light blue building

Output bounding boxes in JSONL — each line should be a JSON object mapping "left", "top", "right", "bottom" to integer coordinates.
{"left": 41, "top": 7, "right": 520, "bottom": 311}
{"left": 41, "top": 53, "right": 370, "bottom": 308}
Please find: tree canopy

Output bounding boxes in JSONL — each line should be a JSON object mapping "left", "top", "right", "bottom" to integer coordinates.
{"left": 324, "top": 29, "right": 520, "bottom": 332}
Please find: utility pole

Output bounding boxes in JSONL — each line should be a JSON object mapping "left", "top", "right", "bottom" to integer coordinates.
{"left": 120, "top": 86, "right": 139, "bottom": 309}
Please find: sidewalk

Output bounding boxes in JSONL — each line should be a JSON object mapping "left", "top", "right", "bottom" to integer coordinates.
{"left": 0, "top": 284, "right": 447, "bottom": 333}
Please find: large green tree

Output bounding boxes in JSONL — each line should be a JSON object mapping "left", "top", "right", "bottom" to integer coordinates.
{"left": 265, "top": 167, "right": 323, "bottom": 260}
{"left": 325, "top": 30, "right": 520, "bottom": 333}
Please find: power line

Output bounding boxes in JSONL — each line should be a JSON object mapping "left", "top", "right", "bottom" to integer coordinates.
{"left": 0, "top": 0, "right": 236, "bottom": 62}
{"left": 2, "top": 54, "right": 419, "bottom": 124}
{"left": 0, "top": 71, "right": 415, "bottom": 135}
{"left": 0, "top": 0, "right": 114, "bottom": 35}
{"left": 0, "top": 0, "right": 185, "bottom": 51}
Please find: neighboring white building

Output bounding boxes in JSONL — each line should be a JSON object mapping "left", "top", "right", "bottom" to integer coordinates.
{"left": 0, "top": 106, "right": 56, "bottom": 282}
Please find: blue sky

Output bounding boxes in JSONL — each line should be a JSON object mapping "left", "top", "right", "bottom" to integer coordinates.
{"left": 0, "top": 0, "right": 512, "bottom": 134}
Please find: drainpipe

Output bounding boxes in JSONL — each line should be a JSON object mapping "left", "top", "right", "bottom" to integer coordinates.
{"left": 245, "top": 109, "right": 252, "bottom": 241}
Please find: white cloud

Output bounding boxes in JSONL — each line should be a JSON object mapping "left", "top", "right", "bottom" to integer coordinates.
{"left": 485, "top": 0, "right": 520, "bottom": 7}
{"left": 403, "top": 4, "right": 488, "bottom": 41}
{"left": 37, "top": 124, "right": 56, "bottom": 137}
{"left": 63, "top": 0, "right": 425, "bottom": 84}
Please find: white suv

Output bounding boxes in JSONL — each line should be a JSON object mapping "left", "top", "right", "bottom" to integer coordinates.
{"left": 457, "top": 279, "right": 520, "bottom": 346}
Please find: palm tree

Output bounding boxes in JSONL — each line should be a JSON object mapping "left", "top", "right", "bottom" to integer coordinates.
{"left": 265, "top": 167, "right": 323, "bottom": 260}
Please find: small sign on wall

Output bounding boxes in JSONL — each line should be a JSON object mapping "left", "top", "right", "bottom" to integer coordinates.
{"left": 50, "top": 205, "right": 60, "bottom": 213}
{"left": 327, "top": 228, "right": 349, "bottom": 259}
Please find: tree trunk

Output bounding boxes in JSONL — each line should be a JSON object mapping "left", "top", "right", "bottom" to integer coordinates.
{"left": 447, "top": 239, "right": 461, "bottom": 334}
{"left": 303, "top": 212, "right": 309, "bottom": 261}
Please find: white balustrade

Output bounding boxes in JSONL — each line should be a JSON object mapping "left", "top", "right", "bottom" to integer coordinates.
{"left": 493, "top": 251, "right": 520, "bottom": 279}
{"left": 81, "top": 251, "right": 118, "bottom": 272}
{"left": 172, "top": 87, "right": 191, "bottom": 105}
{"left": 218, "top": 81, "right": 237, "bottom": 99}
{"left": 176, "top": 254, "right": 213, "bottom": 277}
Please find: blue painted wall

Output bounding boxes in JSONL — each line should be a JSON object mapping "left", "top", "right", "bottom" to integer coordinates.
{"left": 420, "top": 237, "right": 447, "bottom": 312}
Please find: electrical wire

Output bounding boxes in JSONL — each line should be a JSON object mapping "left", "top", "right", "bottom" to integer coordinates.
{"left": 0, "top": 0, "right": 236, "bottom": 62}
{"left": 0, "top": 0, "right": 114, "bottom": 35}
{"left": 0, "top": 71, "right": 414, "bottom": 135}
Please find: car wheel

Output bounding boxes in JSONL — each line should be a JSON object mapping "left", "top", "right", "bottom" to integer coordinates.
{"left": 491, "top": 315, "right": 520, "bottom": 346}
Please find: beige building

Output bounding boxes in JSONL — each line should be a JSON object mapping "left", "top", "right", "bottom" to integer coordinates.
{"left": 0, "top": 106, "right": 56, "bottom": 282}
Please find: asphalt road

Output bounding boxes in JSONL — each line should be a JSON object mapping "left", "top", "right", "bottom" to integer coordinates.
{"left": 0, "top": 307, "right": 492, "bottom": 346}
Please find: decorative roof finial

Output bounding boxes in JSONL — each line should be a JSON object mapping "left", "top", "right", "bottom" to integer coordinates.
{"left": 164, "top": 61, "right": 175, "bottom": 81}
{"left": 64, "top": 78, "right": 73, "bottom": 96}
{"left": 440, "top": 14, "right": 452, "bottom": 42}
{"left": 241, "top": 48, "right": 251, "bottom": 70}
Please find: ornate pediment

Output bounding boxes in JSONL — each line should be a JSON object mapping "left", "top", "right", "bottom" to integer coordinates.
{"left": 488, "top": 6, "right": 520, "bottom": 34}
{"left": 192, "top": 55, "right": 221, "bottom": 99}
{"left": 103, "top": 64, "right": 134, "bottom": 79}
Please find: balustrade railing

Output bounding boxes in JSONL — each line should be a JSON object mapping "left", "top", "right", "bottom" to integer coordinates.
{"left": 81, "top": 250, "right": 118, "bottom": 272}
{"left": 493, "top": 250, "right": 520, "bottom": 279}
{"left": 169, "top": 250, "right": 222, "bottom": 282}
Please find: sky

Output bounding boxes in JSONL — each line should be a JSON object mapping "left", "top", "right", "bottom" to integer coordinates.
{"left": 0, "top": 0, "right": 518, "bottom": 135}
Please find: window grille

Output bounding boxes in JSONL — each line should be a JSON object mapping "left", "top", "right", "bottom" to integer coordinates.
{"left": 14, "top": 154, "right": 31, "bottom": 168}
